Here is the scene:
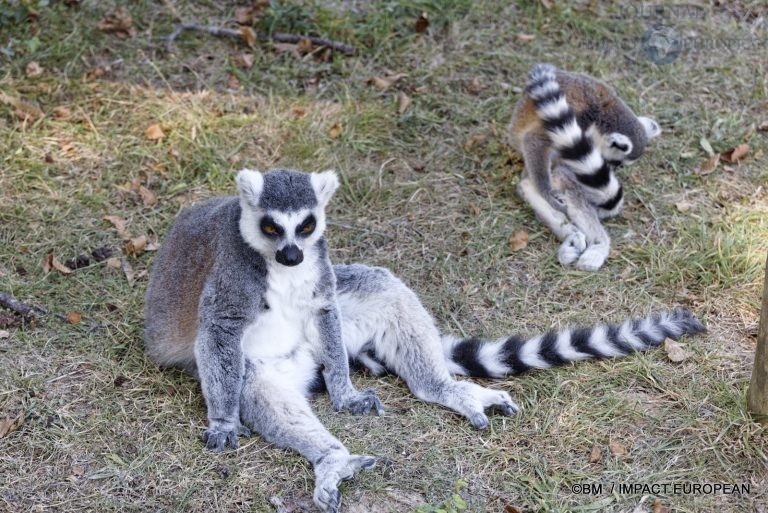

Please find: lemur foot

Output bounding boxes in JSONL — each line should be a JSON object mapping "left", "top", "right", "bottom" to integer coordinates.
{"left": 338, "top": 388, "right": 384, "bottom": 416}
{"left": 574, "top": 243, "right": 610, "bottom": 271}
{"left": 313, "top": 454, "right": 377, "bottom": 513}
{"left": 558, "top": 231, "right": 587, "bottom": 266}
{"left": 202, "top": 425, "right": 239, "bottom": 451}
{"left": 453, "top": 382, "right": 520, "bottom": 430}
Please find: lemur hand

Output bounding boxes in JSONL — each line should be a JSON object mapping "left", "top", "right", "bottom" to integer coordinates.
{"left": 335, "top": 388, "right": 384, "bottom": 416}
{"left": 202, "top": 421, "right": 239, "bottom": 451}
{"left": 548, "top": 190, "right": 568, "bottom": 213}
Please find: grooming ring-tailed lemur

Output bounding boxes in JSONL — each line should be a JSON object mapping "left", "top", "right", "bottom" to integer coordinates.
{"left": 144, "top": 168, "right": 704, "bottom": 513}
{"left": 509, "top": 63, "right": 662, "bottom": 271}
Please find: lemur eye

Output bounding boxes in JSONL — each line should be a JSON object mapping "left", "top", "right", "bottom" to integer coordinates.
{"left": 297, "top": 215, "right": 316, "bottom": 236}
{"left": 260, "top": 217, "right": 283, "bottom": 237}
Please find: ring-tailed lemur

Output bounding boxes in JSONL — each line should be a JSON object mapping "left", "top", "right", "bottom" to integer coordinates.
{"left": 144, "top": 168, "right": 704, "bottom": 513}
{"left": 508, "top": 63, "right": 662, "bottom": 271}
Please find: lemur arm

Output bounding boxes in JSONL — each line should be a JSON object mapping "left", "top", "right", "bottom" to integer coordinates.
{"left": 195, "top": 270, "right": 260, "bottom": 451}
{"left": 522, "top": 130, "right": 567, "bottom": 212}
{"left": 316, "top": 263, "right": 384, "bottom": 416}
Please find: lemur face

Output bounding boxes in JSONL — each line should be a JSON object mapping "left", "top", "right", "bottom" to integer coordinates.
{"left": 236, "top": 169, "right": 339, "bottom": 266}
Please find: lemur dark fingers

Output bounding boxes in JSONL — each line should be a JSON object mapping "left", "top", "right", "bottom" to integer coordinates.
{"left": 202, "top": 427, "right": 239, "bottom": 452}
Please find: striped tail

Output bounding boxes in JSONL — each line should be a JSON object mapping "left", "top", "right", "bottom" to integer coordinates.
{"left": 443, "top": 308, "right": 705, "bottom": 378}
{"left": 525, "top": 63, "right": 624, "bottom": 214}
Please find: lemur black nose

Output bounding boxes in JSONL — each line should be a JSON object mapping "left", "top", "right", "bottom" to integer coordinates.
{"left": 276, "top": 244, "right": 303, "bottom": 266}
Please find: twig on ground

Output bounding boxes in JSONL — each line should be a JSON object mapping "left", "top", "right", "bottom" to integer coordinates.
{"left": 165, "top": 23, "right": 356, "bottom": 55}
{"left": 0, "top": 292, "right": 70, "bottom": 323}
{"left": 0, "top": 292, "right": 45, "bottom": 320}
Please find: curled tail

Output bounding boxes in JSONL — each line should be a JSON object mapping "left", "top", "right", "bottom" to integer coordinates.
{"left": 526, "top": 63, "right": 623, "bottom": 214}
{"left": 443, "top": 308, "right": 705, "bottom": 378}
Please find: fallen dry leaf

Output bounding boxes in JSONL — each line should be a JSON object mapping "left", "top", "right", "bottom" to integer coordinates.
{"left": 145, "top": 123, "right": 165, "bottom": 140}
{"left": 227, "top": 73, "right": 241, "bottom": 90}
{"left": 273, "top": 42, "right": 300, "bottom": 55}
{"left": 0, "top": 330, "right": 9, "bottom": 339}
{"left": 694, "top": 153, "right": 719, "bottom": 175}
{"left": 397, "top": 91, "right": 412, "bottom": 115}
{"left": 588, "top": 444, "right": 602, "bottom": 463}
{"left": 106, "top": 257, "right": 122, "bottom": 269}
{"left": 758, "top": 120, "right": 768, "bottom": 132}
{"left": 517, "top": 33, "right": 536, "bottom": 42}
{"left": 124, "top": 235, "right": 147, "bottom": 256}
{"left": 297, "top": 37, "right": 313, "bottom": 54}
{"left": 414, "top": 12, "right": 429, "bottom": 33}
{"left": 675, "top": 200, "right": 692, "bottom": 212}
{"left": 503, "top": 505, "right": 523, "bottom": 513}
{"left": 87, "top": 66, "right": 109, "bottom": 80}
{"left": 369, "top": 73, "right": 407, "bottom": 91}
{"left": 97, "top": 6, "right": 136, "bottom": 39}
{"left": 608, "top": 440, "right": 628, "bottom": 457}
{"left": 464, "top": 134, "right": 487, "bottom": 149}
{"left": 138, "top": 185, "right": 157, "bottom": 207}
{"left": 239, "top": 26, "right": 257, "bottom": 48}
{"left": 233, "top": 53, "right": 254, "bottom": 69}
{"left": 652, "top": 499, "right": 670, "bottom": 513}
{"left": 234, "top": 1, "right": 268, "bottom": 25}
{"left": 58, "top": 141, "right": 77, "bottom": 158}
{"left": 467, "top": 77, "right": 484, "bottom": 94}
{"left": 720, "top": 143, "right": 749, "bottom": 163}
{"left": 235, "top": 6, "right": 254, "bottom": 25}
{"left": 52, "top": 106, "right": 72, "bottom": 120}
{"left": 541, "top": 0, "right": 553, "bottom": 8}
{"left": 0, "top": 413, "right": 24, "bottom": 438}
{"left": 0, "top": 91, "right": 44, "bottom": 122}
{"left": 122, "top": 259, "right": 135, "bottom": 285}
{"left": 66, "top": 312, "right": 82, "bottom": 324}
{"left": 43, "top": 254, "right": 73, "bottom": 275}
{"left": 327, "top": 123, "right": 342, "bottom": 139}
{"left": 25, "top": 61, "right": 43, "bottom": 78}
{"left": 509, "top": 230, "right": 529, "bottom": 252}
{"left": 664, "top": 338, "right": 690, "bottom": 363}
{"left": 103, "top": 215, "right": 129, "bottom": 239}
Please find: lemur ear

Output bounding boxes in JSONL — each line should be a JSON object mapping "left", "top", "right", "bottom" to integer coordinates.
{"left": 310, "top": 170, "right": 340, "bottom": 206}
{"left": 236, "top": 169, "right": 264, "bottom": 207}
{"left": 639, "top": 116, "right": 661, "bottom": 139}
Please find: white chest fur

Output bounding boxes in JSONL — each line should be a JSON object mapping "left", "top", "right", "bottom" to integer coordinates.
{"left": 241, "top": 255, "right": 325, "bottom": 364}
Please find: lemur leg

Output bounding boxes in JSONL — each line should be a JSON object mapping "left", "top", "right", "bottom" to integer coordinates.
{"left": 561, "top": 185, "right": 611, "bottom": 271}
{"left": 517, "top": 176, "right": 587, "bottom": 266}
{"left": 336, "top": 267, "right": 518, "bottom": 429}
{"left": 239, "top": 361, "right": 376, "bottom": 513}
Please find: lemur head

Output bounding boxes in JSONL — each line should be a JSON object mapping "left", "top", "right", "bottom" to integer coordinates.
{"left": 592, "top": 116, "right": 661, "bottom": 168}
{"left": 236, "top": 168, "right": 339, "bottom": 267}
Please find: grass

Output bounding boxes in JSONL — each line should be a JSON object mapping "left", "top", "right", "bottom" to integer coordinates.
{"left": 1, "top": 0, "right": 768, "bottom": 511}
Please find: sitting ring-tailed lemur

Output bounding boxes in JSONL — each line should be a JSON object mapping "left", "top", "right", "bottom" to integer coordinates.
{"left": 508, "top": 64, "right": 662, "bottom": 271}
{"left": 144, "top": 168, "right": 704, "bottom": 513}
